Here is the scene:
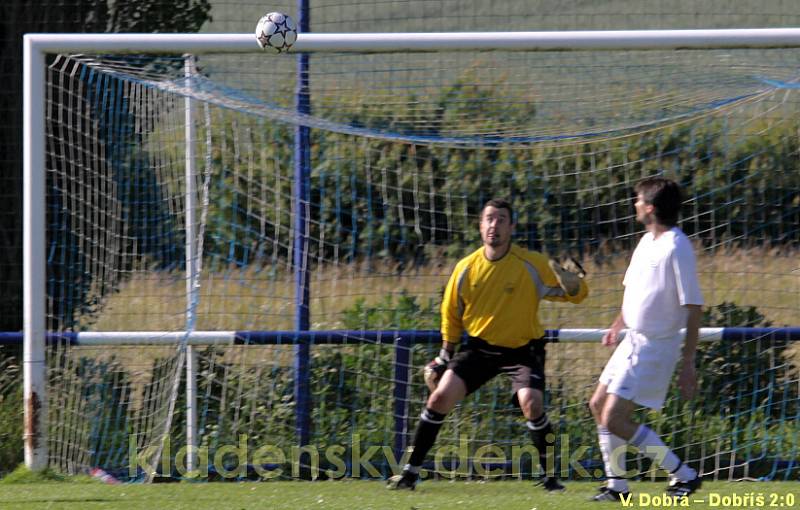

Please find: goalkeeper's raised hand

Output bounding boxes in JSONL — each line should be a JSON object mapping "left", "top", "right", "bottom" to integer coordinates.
{"left": 548, "top": 257, "right": 586, "bottom": 297}
{"left": 423, "top": 348, "right": 453, "bottom": 392}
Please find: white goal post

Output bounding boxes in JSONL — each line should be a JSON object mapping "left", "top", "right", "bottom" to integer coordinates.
{"left": 23, "top": 29, "right": 800, "bottom": 474}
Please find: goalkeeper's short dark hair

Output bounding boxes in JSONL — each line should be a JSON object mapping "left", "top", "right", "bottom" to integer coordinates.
{"left": 635, "top": 177, "right": 682, "bottom": 227}
{"left": 481, "top": 198, "right": 514, "bottom": 223}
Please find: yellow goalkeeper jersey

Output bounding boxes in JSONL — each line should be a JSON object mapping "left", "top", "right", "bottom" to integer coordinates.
{"left": 441, "top": 245, "right": 589, "bottom": 348}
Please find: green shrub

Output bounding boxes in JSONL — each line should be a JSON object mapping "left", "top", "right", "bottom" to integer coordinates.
{"left": 341, "top": 290, "right": 440, "bottom": 330}
{"left": 0, "top": 348, "right": 22, "bottom": 478}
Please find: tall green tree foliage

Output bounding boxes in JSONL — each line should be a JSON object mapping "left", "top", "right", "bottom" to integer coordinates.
{"left": 0, "top": 0, "right": 211, "bottom": 332}
{"left": 0, "top": 0, "right": 211, "bottom": 475}
{"left": 199, "top": 104, "right": 800, "bottom": 270}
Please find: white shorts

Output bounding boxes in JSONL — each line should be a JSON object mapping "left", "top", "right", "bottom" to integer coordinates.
{"left": 598, "top": 330, "right": 681, "bottom": 410}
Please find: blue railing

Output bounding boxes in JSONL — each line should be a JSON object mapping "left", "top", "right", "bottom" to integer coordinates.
{"left": 3, "top": 326, "right": 800, "bottom": 461}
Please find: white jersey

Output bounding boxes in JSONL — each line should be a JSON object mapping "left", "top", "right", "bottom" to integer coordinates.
{"left": 622, "top": 227, "right": 703, "bottom": 340}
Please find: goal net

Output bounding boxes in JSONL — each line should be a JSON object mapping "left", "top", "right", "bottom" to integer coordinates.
{"left": 31, "top": 33, "right": 799, "bottom": 482}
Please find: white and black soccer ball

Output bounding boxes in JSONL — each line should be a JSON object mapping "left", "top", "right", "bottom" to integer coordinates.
{"left": 255, "top": 12, "right": 298, "bottom": 53}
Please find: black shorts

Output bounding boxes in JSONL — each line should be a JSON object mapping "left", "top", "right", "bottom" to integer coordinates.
{"left": 448, "top": 337, "right": 547, "bottom": 397}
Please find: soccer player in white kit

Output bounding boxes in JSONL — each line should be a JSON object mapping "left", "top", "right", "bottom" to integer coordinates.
{"left": 588, "top": 177, "right": 703, "bottom": 501}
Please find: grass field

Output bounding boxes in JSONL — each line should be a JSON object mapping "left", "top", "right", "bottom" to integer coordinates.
{"left": 88, "top": 248, "right": 799, "bottom": 332}
{"left": 75, "top": 248, "right": 799, "bottom": 379}
{"left": 0, "top": 479, "right": 798, "bottom": 510}
{"left": 202, "top": 0, "right": 800, "bottom": 34}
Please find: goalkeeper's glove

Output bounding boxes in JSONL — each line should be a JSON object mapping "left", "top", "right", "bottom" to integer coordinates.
{"left": 548, "top": 257, "right": 586, "bottom": 297}
{"left": 423, "top": 348, "right": 452, "bottom": 392}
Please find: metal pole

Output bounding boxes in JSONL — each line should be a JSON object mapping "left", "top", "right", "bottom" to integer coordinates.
{"left": 184, "top": 55, "right": 198, "bottom": 474}
{"left": 23, "top": 29, "right": 800, "bottom": 54}
{"left": 22, "top": 35, "right": 48, "bottom": 472}
{"left": 392, "top": 335, "right": 411, "bottom": 466}
{"left": 293, "top": 0, "right": 312, "bottom": 454}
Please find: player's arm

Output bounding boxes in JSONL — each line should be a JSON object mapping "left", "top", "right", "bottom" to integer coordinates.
{"left": 677, "top": 304, "right": 702, "bottom": 399}
{"left": 602, "top": 312, "right": 626, "bottom": 346}
{"left": 427, "top": 263, "right": 467, "bottom": 391}
{"left": 541, "top": 255, "right": 589, "bottom": 303}
{"left": 672, "top": 238, "right": 704, "bottom": 399}
{"left": 440, "top": 261, "right": 466, "bottom": 345}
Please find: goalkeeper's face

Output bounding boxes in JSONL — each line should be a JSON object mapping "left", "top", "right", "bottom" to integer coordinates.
{"left": 480, "top": 205, "right": 514, "bottom": 249}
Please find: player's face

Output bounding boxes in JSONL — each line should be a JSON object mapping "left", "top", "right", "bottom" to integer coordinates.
{"left": 634, "top": 192, "right": 654, "bottom": 225}
{"left": 480, "top": 206, "right": 513, "bottom": 248}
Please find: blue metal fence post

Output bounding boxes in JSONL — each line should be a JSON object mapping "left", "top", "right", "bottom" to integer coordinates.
{"left": 392, "top": 335, "right": 412, "bottom": 470}
{"left": 293, "top": 0, "right": 312, "bottom": 453}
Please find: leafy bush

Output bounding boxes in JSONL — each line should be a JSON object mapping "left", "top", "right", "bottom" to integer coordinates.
{"left": 341, "top": 291, "right": 440, "bottom": 330}
{"left": 214, "top": 115, "right": 800, "bottom": 266}
{"left": 665, "top": 302, "right": 800, "bottom": 476}
{"left": 702, "top": 301, "right": 772, "bottom": 328}
{"left": 0, "top": 348, "right": 22, "bottom": 477}
{"left": 698, "top": 301, "right": 786, "bottom": 415}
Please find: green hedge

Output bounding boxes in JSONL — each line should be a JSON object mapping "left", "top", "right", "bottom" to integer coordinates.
{"left": 198, "top": 95, "right": 800, "bottom": 267}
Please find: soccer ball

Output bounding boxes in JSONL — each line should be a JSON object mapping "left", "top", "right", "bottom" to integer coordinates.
{"left": 255, "top": 12, "right": 297, "bottom": 53}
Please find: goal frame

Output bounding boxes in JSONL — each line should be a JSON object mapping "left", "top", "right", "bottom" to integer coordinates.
{"left": 23, "top": 28, "right": 800, "bottom": 472}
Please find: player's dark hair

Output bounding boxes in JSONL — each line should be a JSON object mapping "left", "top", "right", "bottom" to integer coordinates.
{"left": 481, "top": 198, "right": 514, "bottom": 223}
{"left": 635, "top": 177, "right": 683, "bottom": 227}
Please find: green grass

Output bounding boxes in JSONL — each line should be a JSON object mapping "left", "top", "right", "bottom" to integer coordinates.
{"left": 87, "top": 249, "right": 799, "bottom": 332}
{"left": 0, "top": 480, "right": 798, "bottom": 510}
{"left": 202, "top": 0, "right": 800, "bottom": 34}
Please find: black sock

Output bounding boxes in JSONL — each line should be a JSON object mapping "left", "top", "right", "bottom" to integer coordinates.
{"left": 527, "top": 413, "right": 555, "bottom": 478}
{"left": 408, "top": 407, "right": 446, "bottom": 467}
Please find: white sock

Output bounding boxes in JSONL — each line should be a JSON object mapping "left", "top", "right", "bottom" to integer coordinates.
{"left": 403, "top": 464, "right": 421, "bottom": 474}
{"left": 598, "top": 425, "right": 629, "bottom": 492}
{"left": 630, "top": 425, "right": 696, "bottom": 482}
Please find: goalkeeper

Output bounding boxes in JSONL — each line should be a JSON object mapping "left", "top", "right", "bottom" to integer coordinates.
{"left": 388, "top": 198, "right": 588, "bottom": 491}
